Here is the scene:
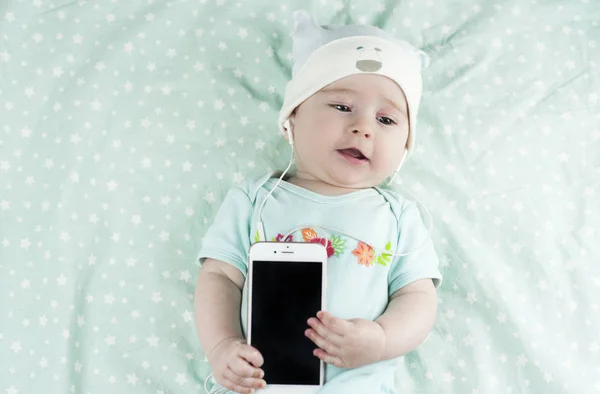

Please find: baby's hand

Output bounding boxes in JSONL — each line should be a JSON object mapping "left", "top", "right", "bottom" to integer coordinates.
{"left": 207, "top": 337, "right": 267, "bottom": 394}
{"left": 305, "top": 311, "right": 385, "bottom": 369}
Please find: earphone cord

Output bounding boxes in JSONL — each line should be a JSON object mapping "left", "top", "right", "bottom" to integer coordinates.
{"left": 256, "top": 141, "right": 295, "bottom": 242}
{"left": 256, "top": 122, "right": 435, "bottom": 257}
{"left": 204, "top": 373, "right": 229, "bottom": 394}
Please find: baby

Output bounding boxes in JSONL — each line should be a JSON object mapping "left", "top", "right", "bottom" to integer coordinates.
{"left": 194, "top": 10, "right": 443, "bottom": 394}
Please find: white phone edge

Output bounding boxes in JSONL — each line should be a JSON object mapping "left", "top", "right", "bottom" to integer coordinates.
{"left": 246, "top": 241, "right": 328, "bottom": 388}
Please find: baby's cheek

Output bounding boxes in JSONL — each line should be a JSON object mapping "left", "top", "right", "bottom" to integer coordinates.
{"left": 375, "top": 142, "right": 402, "bottom": 170}
{"left": 294, "top": 130, "right": 330, "bottom": 168}
{"left": 306, "top": 124, "right": 338, "bottom": 150}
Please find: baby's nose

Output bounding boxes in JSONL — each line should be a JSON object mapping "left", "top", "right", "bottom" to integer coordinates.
{"left": 352, "top": 127, "right": 371, "bottom": 138}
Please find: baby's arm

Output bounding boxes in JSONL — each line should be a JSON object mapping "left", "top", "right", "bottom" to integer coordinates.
{"left": 375, "top": 278, "right": 438, "bottom": 360}
{"left": 194, "top": 259, "right": 266, "bottom": 393}
{"left": 305, "top": 278, "right": 438, "bottom": 368}
{"left": 194, "top": 258, "right": 245, "bottom": 355}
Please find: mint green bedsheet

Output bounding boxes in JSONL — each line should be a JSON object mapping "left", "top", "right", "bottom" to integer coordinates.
{"left": 1, "top": 1, "right": 599, "bottom": 393}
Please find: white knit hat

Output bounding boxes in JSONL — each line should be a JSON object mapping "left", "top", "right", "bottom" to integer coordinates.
{"left": 278, "top": 10, "right": 430, "bottom": 170}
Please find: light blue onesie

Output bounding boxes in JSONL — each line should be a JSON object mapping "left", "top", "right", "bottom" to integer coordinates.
{"left": 197, "top": 172, "right": 443, "bottom": 394}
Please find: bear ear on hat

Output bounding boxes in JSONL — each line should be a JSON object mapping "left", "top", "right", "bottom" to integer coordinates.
{"left": 292, "top": 10, "right": 319, "bottom": 33}
{"left": 291, "top": 10, "right": 329, "bottom": 76}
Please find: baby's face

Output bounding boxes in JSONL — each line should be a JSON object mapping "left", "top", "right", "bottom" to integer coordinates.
{"left": 289, "top": 73, "right": 409, "bottom": 189}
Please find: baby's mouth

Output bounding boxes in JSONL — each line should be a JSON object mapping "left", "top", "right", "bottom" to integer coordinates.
{"left": 337, "top": 148, "right": 369, "bottom": 163}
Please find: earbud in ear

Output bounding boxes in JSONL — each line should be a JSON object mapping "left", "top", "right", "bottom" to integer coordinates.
{"left": 284, "top": 119, "right": 294, "bottom": 146}
{"left": 387, "top": 149, "right": 408, "bottom": 186}
{"left": 398, "top": 149, "right": 408, "bottom": 169}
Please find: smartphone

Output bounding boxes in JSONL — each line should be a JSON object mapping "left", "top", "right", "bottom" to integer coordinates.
{"left": 247, "top": 242, "right": 327, "bottom": 394}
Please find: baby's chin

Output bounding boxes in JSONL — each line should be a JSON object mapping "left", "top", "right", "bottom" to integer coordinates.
{"left": 324, "top": 169, "right": 387, "bottom": 190}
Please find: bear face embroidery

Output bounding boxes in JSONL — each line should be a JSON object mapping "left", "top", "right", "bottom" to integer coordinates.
{"left": 355, "top": 46, "right": 383, "bottom": 72}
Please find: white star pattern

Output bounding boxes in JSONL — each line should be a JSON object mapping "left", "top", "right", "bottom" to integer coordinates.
{"left": 127, "top": 373, "right": 139, "bottom": 386}
{"left": 175, "top": 373, "right": 188, "bottom": 385}
{"left": 147, "top": 335, "right": 159, "bottom": 347}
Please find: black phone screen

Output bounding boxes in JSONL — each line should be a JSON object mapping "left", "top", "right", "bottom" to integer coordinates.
{"left": 250, "top": 260, "right": 322, "bottom": 385}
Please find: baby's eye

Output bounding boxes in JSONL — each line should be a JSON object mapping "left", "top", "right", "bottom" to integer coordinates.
{"left": 378, "top": 116, "right": 396, "bottom": 126}
{"left": 332, "top": 104, "right": 351, "bottom": 112}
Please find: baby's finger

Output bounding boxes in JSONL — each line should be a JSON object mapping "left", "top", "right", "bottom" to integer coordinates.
{"left": 219, "top": 378, "right": 255, "bottom": 394}
{"left": 308, "top": 317, "right": 342, "bottom": 345}
{"left": 230, "top": 356, "right": 264, "bottom": 379}
{"left": 223, "top": 367, "right": 267, "bottom": 392}
{"left": 239, "top": 344, "right": 264, "bottom": 368}
{"left": 305, "top": 328, "right": 338, "bottom": 355}
{"left": 314, "top": 348, "right": 344, "bottom": 368}
{"left": 318, "top": 311, "right": 351, "bottom": 335}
